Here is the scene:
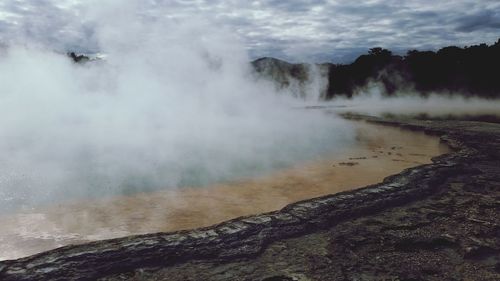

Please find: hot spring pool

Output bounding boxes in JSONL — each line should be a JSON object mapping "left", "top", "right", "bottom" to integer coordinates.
{"left": 0, "top": 119, "right": 449, "bottom": 260}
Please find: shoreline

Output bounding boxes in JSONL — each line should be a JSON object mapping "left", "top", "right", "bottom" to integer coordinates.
{"left": 1, "top": 115, "right": 499, "bottom": 280}
{"left": 0, "top": 121, "right": 447, "bottom": 261}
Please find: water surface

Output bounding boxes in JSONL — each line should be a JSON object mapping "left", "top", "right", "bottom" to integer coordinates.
{"left": 0, "top": 121, "right": 449, "bottom": 260}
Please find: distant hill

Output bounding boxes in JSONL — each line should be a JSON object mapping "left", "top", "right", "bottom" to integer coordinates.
{"left": 68, "top": 38, "right": 500, "bottom": 100}
{"left": 251, "top": 57, "right": 329, "bottom": 100}
{"left": 252, "top": 39, "right": 500, "bottom": 99}
{"left": 251, "top": 57, "right": 309, "bottom": 85}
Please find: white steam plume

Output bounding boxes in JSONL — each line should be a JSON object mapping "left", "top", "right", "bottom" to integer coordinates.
{"left": 0, "top": 2, "right": 354, "bottom": 211}
{"left": 330, "top": 83, "right": 500, "bottom": 117}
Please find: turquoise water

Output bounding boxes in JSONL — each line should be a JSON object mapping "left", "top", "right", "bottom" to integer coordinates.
{"left": 0, "top": 111, "right": 356, "bottom": 212}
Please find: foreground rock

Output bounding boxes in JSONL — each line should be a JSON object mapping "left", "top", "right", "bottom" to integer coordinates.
{"left": 1, "top": 115, "right": 499, "bottom": 280}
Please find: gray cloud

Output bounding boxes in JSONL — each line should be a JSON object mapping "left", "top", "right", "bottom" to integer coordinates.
{"left": 0, "top": 0, "right": 498, "bottom": 62}
{"left": 456, "top": 10, "right": 500, "bottom": 32}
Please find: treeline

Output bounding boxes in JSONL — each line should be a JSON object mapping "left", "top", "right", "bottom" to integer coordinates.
{"left": 326, "top": 39, "right": 500, "bottom": 99}
{"left": 68, "top": 38, "right": 500, "bottom": 100}
{"left": 68, "top": 52, "right": 90, "bottom": 63}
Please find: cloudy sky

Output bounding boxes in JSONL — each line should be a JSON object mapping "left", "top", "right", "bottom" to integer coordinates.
{"left": 0, "top": 0, "right": 498, "bottom": 62}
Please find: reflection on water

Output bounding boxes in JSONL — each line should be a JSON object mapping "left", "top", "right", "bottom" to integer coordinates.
{"left": 0, "top": 121, "right": 449, "bottom": 260}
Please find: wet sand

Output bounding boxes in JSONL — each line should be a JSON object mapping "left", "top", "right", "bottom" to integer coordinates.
{"left": 0, "top": 121, "right": 449, "bottom": 260}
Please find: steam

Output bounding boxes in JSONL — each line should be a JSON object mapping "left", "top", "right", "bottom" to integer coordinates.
{"left": 287, "top": 64, "right": 329, "bottom": 101}
{"left": 3, "top": 1, "right": 496, "bottom": 215}
{"left": 330, "top": 82, "right": 500, "bottom": 118}
{"left": 0, "top": 4, "right": 354, "bottom": 212}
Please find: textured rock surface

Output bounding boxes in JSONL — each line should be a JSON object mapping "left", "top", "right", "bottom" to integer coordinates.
{"left": 1, "top": 115, "right": 499, "bottom": 281}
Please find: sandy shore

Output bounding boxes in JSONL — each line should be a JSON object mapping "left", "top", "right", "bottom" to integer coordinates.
{"left": 0, "top": 120, "right": 448, "bottom": 260}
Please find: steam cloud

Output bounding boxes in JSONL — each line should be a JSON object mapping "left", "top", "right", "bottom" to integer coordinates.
{"left": 2, "top": 1, "right": 498, "bottom": 214}
{"left": 0, "top": 3, "right": 353, "bottom": 211}
{"left": 330, "top": 82, "right": 500, "bottom": 118}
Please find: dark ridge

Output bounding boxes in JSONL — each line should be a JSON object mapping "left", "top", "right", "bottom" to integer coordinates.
{"left": 68, "top": 38, "right": 500, "bottom": 98}
{"left": 67, "top": 52, "right": 90, "bottom": 63}
{"left": 251, "top": 57, "right": 310, "bottom": 87}
{"left": 250, "top": 56, "right": 330, "bottom": 99}
{"left": 327, "top": 39, "right": 500, "bottom": 99}
{"left": 251, "top": 38, "right": 500, "bottom": 99}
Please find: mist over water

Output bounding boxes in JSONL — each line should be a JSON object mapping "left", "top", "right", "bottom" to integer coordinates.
{"left": 2, "top": 2, "right": 498, "bottom": 215}
{"left": 328, "top": 83, "right": 500, "bottom": 118}
{"left": 0, "top": 6, "right": 354, "bottom": 212}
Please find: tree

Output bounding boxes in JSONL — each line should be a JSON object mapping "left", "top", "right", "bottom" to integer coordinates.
{"left": 368, "top": 47, "right": 392, "bottom": 57}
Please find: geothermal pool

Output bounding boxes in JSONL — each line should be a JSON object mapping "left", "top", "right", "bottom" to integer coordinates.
{"left": 0, "top": 119, "right": 449, "bottom": 260}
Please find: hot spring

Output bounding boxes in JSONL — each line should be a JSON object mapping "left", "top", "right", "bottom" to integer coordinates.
{"left": 0, "top": 50, "right": 354, "bottom": 212}
{"left": 0, "top": 14, "right": 452, "bottom": 260}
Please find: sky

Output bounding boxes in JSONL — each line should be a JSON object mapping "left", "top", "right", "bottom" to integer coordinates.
{"left": 0, "top": 0, "right": 498, "bottom": 63}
